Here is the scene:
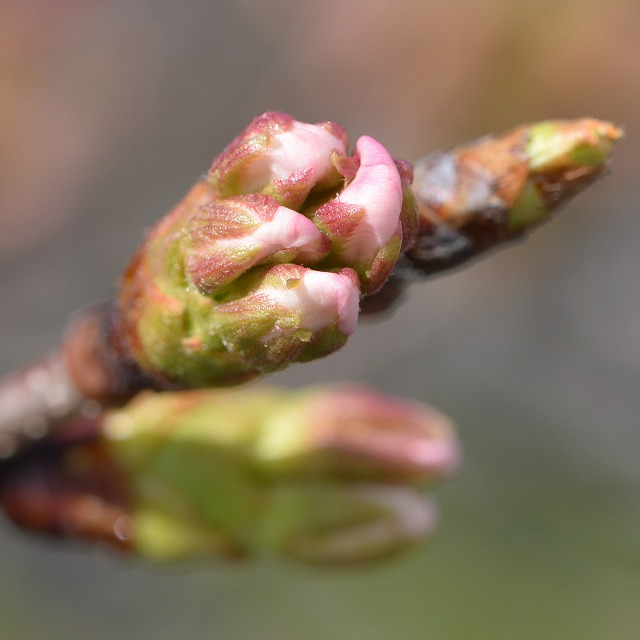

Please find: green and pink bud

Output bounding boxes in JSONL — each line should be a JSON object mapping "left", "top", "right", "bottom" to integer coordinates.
{"left": 115, "top": 113, "right": 418, "bottom": 388}
{"left": 208, "top": 264, "right": 360, "bottom": 374}
{"left": 106, "top": 384, "right": 457, "bottom": 563}
{"left": 0, "top": 385, "right": 459, "bottom": 565}
{"left": 252, "top": 385, "right": 459, "bottom": 482}
{"left": 184, "top": 193, "right": 331, "bottom": 292}
{"left": 209, "top": 111, "right": 349, "bottom": 210}
{"left": 311, "top": 136, "right": 414, "bottom": 294}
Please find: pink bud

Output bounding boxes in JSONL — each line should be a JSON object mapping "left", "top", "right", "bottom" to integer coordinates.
{"left": 258, "top": 385, "right": 460, "bottom": 482}
{"left": 185, "top": 194, "right": 330, "bottom": 293}
{"left": 339, "top": 136, "right": 403, "bottom": 258}
{"left": 209, "top": 112, "right": 349, "bottom": 209}
{"left": 211, "top": 264, "right": 360, "bottom": 374}
{"left": 311, "top": 136, "right": 405, "bottom": 293}
{"left": 121, "top": 113, "right": 419, "bottom": 387}
{"left": 270, "top": 265, "right": 360, "bottom": 337}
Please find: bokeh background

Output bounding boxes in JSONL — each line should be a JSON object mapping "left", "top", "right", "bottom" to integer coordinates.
{"left": 1, "top": 0, "right": 639, "bottom": 638}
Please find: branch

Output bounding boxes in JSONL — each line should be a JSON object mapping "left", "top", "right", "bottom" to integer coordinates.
{"left": 0, "top": 115, "right": 622, "bottom": 458}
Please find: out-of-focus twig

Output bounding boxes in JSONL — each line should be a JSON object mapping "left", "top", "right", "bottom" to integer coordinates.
{"left": 0, "top": 303, "right": 156, "bottom": 459}
{"left": 0, "top": 351, "right": 80, "bottom": 459}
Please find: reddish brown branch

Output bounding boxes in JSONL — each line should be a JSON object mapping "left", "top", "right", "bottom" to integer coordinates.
{"left": 0, "top": 304, "right": 159, "bottom": 458}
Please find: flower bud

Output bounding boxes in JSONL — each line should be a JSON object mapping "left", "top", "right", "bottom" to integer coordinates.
{"left": 209, "top": 111, "right": 349, "bottom": 210}
{"left": 0, "top": 384, "right": 459, "bottom": 564}
{"left": 115, "top": 113, "right": 418, "bottom": 388}
{"left": 100, "top": 384, "right": 457, "bottom": 562}
{"left": 208, "top": 264, "right": 360, "bottom": 374}
{"left": 310, "top": 136, "right": 413, "bottom": 294}
{"left": 184, "top": 193, "right": 330, "bottom": 292}
{"left": 261, "top": 485, "right": 439, "bottom": 565}
{"left": 253, "top": 385, "right": 459, "bottom": 482}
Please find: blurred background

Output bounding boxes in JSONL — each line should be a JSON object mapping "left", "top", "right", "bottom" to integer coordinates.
{"left": 1, "top": 0, "right": 639, "bottom": 638}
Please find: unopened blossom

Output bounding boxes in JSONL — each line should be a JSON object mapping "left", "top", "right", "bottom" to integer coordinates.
{"left": 184, "top": 193, "right": 331, "bottom": 292}
{"left": 115, "top": 112, "right": 418, "bottom": 387}
{"left": 0, "top": 384, "right": 458, "bottom": 565}
{"left": 209, "top": 111, "right": 349, "bottom": 210}
{"left": 310, "top": 135, "right": 417, "bottom": 293}
{"left": 207, "top": 264, "right": 360, "bottom": 375}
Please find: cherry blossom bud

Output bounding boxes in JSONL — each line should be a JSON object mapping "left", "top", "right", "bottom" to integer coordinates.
{"left": 311, "top": 136, "right": 413, "bottom": 294}
{"left": 209, "top": 111, "right": 349, "bottom": 210}
{"left": 107, "top": 384, "right": 457, "bottom": 563}
{"left": 254, "top": 385, "right": 459, "bottom": 482}
{"left": 208, "top": 264, "right": 361, "bottom": 375}
{"left": 115, "top": 113, "right": 418, "bottom": 388}
{"left": 184, "top": 193, "right": 330, "bottom": 292}
{"left": 0, "top": 384, "right": 457, "bottom": 564}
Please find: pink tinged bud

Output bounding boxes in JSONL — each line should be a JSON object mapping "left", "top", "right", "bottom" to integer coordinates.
{"left": 209, "top": 112, "right": 349, "bottom": 209}
{"left": 341, "top": 136, "right": 403, "bottom": 253}
{"left": 271, "top": 267, "right": 360, "bottom": 337}
{"left": 253, "top": 203, "right": 329, "bottom": 263}
{"left": 316, "top": 387, "right": 460, "bottom": 481}
{"left": 185, "top": 194, "right": 330, "bottom": 293}
{"left": 312, "top": 136, "right": 404, "bottom": 293}
{"left": 249, "top": 120, "right": 348, "bottom": 190}
{"left": 213, "top": 264, "right": 360, "bottom": 373}
{"left": 256, "top": 385, "right": 460, "bottom": 483}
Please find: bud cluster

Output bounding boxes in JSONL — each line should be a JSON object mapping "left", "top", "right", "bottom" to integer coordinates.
{"left": 117, "top": 112, "right": 418, "bottom": 388}
{"left": 0, "top": 385, "right": 459, "bottom": 565}
{"left": 106, "top": 385, "right": 458, "bottom": 563}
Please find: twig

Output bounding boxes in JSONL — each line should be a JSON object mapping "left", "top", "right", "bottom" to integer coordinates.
{"left": 0, "top": 116, "right": 622, "bottom": 457}
{"left": 0, "top": 351, "right": 80, "bottom": 459}
{"left": 0, "top": 303, "right": 157, "bottom": 458}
